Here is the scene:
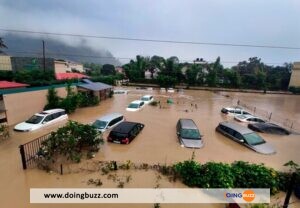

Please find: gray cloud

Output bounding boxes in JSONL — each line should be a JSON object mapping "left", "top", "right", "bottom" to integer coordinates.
{"left": 0, "top": 0, "right": 300, "bottom": 66}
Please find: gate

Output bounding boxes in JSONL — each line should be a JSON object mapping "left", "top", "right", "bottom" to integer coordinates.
{"left": 19, "top": 133, "right": 50, "bottom": 169}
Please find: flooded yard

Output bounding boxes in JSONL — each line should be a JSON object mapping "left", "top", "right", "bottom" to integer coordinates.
{"left": 0, "top": 88, "right": 299, "bottom": 207}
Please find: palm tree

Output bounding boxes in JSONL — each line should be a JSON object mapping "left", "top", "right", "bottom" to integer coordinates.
{"left": 0, "top": 37, "right": 8, "bottom": 53}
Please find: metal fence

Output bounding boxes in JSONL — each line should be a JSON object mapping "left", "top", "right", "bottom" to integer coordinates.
{"left": 19, "top": 133, "right": 50, "bottom": 170}
{"left": 238, "top": 100, "right": 300, "bottom": 133}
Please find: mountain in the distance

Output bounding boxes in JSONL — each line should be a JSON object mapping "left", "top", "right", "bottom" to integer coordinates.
{"left": 1, "top": 34, "right": 121, "bottom": 66}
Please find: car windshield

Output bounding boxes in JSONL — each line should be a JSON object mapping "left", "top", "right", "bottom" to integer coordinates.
{"left": 93, "top": 120, "right": 107, "bottom": 129}
{"left": 181, "top": 129, "right": 201, "bottom": 140}
{"left": 243, "top": 133, "right": 265, "bottom": 145}
{"left": 26, "top": 115, "right": 44, "bottom": 124}
{"left": 128, "top": 103, "right": 139, "bottom": 108}
{"left": 141, "top": 97, "right": 149, "bottom": 101}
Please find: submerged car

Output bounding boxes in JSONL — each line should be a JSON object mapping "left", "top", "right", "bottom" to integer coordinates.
{"left": 14, "top": 109, "right": 68, "bottom": 132}
{"left": 113, "top": 89, "right": 129, "bottom": 94}
{"left": 216, "top": 121, "right": 276, "bottom": 155}
{"left": 107, "top": 121, "right": 145, "bottom": 144}
{"left": 126, "top": 100, "right": 145, "bottom": 111}
{"left": 234, "top": 114, "right": 265, "bottom": 123}
{"left": 248, "top": 123, "right": 290, "bottom": 135}
{"left": 92, "top": 113, "right": 124, "bottom": 133}
{"left": 176, "top": 119, "right": 203, "bottom": 148}
{"left": 167, "top": 88, "right": 175, "bottom": 93}
{"left": 140, "top": 95, "right": 154, "bottom": 104}
{"left": 221, "top": 107, "right": 252, "bottom": 116}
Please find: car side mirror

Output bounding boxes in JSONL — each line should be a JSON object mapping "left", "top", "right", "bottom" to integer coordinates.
{"left": 240, "top": 139, "right": 244, "bottom": 143}
{"left": 176, "top": 132, "right": 180, "bottom": 135}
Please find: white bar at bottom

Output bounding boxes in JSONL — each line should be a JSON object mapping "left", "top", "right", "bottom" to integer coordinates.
{"left": 30, "top": 188, "right": 270, "bottom": 204}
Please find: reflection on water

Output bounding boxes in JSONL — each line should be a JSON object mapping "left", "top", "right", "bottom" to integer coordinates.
{"left": 0, "top": 87, "right": 299, "bottom": 207}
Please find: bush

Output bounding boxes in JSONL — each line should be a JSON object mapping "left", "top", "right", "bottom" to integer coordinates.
{"left": 231, "top": 161, "right": 279, "bottom": 194}
{"left": 199, "top": 162, "right": 234, "bottom": 188}
{"left": 173, "top": 160, "right": 202, "bottom": 187}
{"left": 77, "top": 92, "right": 100, "bottom": 107}
{"left": 38, "top": 121, "right": 103, "bottom": 162}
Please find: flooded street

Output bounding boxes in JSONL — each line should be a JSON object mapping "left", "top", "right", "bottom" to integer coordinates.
{"left": 0, "top": 88, "right": 299, "bottom": 207}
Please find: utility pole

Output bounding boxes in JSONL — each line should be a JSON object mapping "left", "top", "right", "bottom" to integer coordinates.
{"left": 42, "top": 40, "right": 46, "bottom": 73}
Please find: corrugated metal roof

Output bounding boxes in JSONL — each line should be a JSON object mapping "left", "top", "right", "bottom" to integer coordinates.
{"left": 78, "top": 81, "right": 112, "bottom": 91}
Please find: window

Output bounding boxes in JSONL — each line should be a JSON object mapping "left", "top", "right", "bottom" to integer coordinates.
{"left": 43, "top": 115, "right": 53, "bottom": 122}
{"left": 140, "top": 102, "right": 144, "bottom": 107}
{"left": 233, "top": 131, "right": 244, "bottom": 141}
{"left": 108, "top": 118, "right": 117, "bottom": 127}
{"left": 26, "top": 115, "right": 44, "bottom": 124}
{"left": 235, "top": 110, "right": 242, "bottom": 114}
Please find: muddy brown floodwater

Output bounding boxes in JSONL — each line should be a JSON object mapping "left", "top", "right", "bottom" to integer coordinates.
{"left": 0, "top": 88, "right": 299, "bottom": 208}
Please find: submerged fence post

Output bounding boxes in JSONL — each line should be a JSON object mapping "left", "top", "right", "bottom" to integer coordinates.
{"left": 269, "top": 112, "right": 272, "bottom": 121}
{"left": 283, "top": 172, "right": 296, "bottom": 208}
{"left": 19, "top": 145, "right": 27, "bottom": 170}
{"left": 60, "top": 164, "right": 63, "bottom": 175}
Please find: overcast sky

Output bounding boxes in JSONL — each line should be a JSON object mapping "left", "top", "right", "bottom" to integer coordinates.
{"left": 0, "top": 0, "right": 299, "bottom": 66}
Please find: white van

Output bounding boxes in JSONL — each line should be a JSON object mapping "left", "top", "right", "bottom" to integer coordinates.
{"left": 92, "top": 113, "right": 125, "bottom": 133}
{"left": 14, "top": 109, "right": 68, "bottom": 132}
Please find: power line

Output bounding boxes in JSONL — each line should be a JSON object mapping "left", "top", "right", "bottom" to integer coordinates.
{"left": 1, "top": 28, "right": 300, "bottom": 50}
{"left": 1, "top": 50, "right": 287, "bottom": 66}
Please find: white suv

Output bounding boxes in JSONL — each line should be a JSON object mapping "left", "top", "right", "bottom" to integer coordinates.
{"left": 221, "top": 106, "right": 252, "bottom": 116}
{"left": 126, "top": 100, "right": 145, "bottom": 111}
{"left": 92, "top": 113, "right": 124, "bottom": 133}
{"left": 14, "top": 109, "right": 68, "bottom": 132}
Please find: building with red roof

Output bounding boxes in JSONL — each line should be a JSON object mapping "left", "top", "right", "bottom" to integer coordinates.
{"left": 0, "top": 81, "right": 29, "bottom": 89}
{"left": 55, "top": 72, "right": 89, "bottom": 80}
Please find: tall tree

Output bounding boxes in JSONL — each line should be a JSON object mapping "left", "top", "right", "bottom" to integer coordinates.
{"left": 0, "top": 37, "right": 8, "bottom": 53}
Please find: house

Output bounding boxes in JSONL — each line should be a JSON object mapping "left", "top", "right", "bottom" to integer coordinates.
{"left": 77, "top": 79, "right": 112, "bottom": 101}
{"left": 54, "top": 60, "right": 84, "bottom": 73}
{"left": 115, "top": 66, "right": 125, "bottom": 74}
{"left": 289, "top": 62, "right": 300, "bottom": 87}
{"left": 0, "top": 55, "right": 12, "bottom": 71}
{"left": 145, "top": 68, "right": 160, "bottom": 79}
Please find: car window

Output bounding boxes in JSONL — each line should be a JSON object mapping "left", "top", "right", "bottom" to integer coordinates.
{"left": 43, "top": 115, "right": 53, "bottom": 122}
{"left": 130, "top": 126, "right": 139, "bottom": 136}
{"left": 140, "top": 102, "right": 144, "bottom": 107}
{"left": 110, "top": 131, "right": 127, "bottom": 139}
{"left": 235, "top": 110, "right": 241, "bottom": 114}
{"left": 93, "top": 120, "right": 107, "bottom": 129}
{"left": 181, "top": 129, "right": 201, "bottom": 140}
{"left": 243, "top": 133, "right": 265, "bottom": 145}
{"left": 108, "top": 118, "right": 117, "bottom": 127}
{"left": 26, "top": 115, "right": 44, "bottom": 124}
{"left": 150, "top": 96, "right": 153, "bottom": 100}
{"left": 128, "top": 103, "right": 139, "bottom": 108}
{"left": 243, "top": 111, "right": 251, "bottom": 115}
{"left": 52, "top": 112, "right": 59, "bottom": 119}
{"left": 233, "top": 131, "right": 244, "bottom": 141}
{"left": 229, "top": 110, "right": 234, "bottom": 113}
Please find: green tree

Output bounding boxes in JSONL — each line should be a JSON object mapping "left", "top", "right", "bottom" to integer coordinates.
{"left": 44, "top": 87, "right": 61, "bottom": 110}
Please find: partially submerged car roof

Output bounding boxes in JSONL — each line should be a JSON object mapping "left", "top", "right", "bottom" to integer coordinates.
{"left": 96, "top": 113, "right": 123, "bottom": 122}
{"left": 131, "top": 100, "right": 144, "bottom": 104}
{"left": 219, "top": 121, "right": 253, "bottom": 135}
{"left": 179, "top": 119, "right": 198, "bottom": 130}
{"left": 39, "top": 108, "right": 65, "bottom": 115}
{"left": 112, "top": 121, "right": 138, "bottom": 134}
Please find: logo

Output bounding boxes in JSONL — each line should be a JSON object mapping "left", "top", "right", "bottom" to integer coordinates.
{"left": 242, "top": 190, "right": 255, "bottom": 202}
{"left": 225, "top": 189, "right": 256, "bottom": 202}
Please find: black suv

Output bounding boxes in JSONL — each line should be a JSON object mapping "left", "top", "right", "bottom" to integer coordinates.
{"left": 107, "top": 121, "right": 145, "bottom": 144}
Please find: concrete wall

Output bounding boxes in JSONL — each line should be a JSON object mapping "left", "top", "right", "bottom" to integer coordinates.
{"left": 0, "top": 55, "right": 12, "bottom": 71}
{"left": 3, "top": 86, "right": 76, "bottom": 125}
{"left": 289, "top": 62, "right": 300, "bottom": 87}
{"left": 10, "top": 57, "right": 54, "bottom": 71}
